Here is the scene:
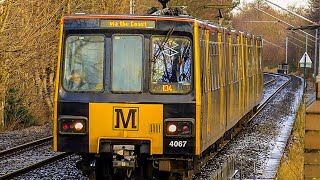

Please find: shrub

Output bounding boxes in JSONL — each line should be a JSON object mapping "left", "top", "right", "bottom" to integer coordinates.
{"left": 4, "top": 88, "right": 36, "bottom": 129}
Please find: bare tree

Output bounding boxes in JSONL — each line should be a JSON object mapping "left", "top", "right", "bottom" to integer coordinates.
{"left": 0, "top": 0, "right": 139, "bottom": 125}
{"left": 0, "top": 0, "right": 243, "bottom": 126}
{"left": 0, "top": 0, "right": 10, "bottom": 126}
{"left": 232, "top": 2, "right": 309, "bottom": 69}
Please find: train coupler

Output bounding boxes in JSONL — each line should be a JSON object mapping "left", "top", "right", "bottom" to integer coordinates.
{"left": 112, "top": 145, "right": 137, "bottom": 169}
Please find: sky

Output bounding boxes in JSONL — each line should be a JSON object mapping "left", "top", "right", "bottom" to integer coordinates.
{"left": 241, "top": 0, "right": 308, "bottom": 8}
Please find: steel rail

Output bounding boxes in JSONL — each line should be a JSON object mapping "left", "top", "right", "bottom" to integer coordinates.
{"left": 263, "top": 73, "right": 278, "bottom": 86}
{"left": 264, "top": 79, "right": 277, "bottom": 86}
{"left": 0, "top": 152, "right": 73, "bottom": 180}
{"left": 0, "top": 136, "right": 53, "bottom": 157}
{"left": 257, "top": 74, "right": 291, "bottom": 110}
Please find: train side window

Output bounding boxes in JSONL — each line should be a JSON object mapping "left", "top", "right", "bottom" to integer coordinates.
{"left": 112, "top": 35, "right": 143, "bottom": 93}
{"left": 232, "top": 44, "right": 238, "bottom": 82}
{"left": 258, "top": 40, "right": 262, "bottom": 72}
{"left": 225, "top": 34, "right": 230, "bottom": 85}
{"left": 220, "top": 36, "right": 224, "bottom": 87}
{"left": 210, "top": 42, "right": 219, "bottom": 90}
{"left": 209, "top": 31, "right": 219, "bottom": 90}
{"left": 63, "top": 35, "right": 104, "bottom": 92}
{"left": 239, "top": 36, "right": 243, "bottom": 80}
{"left": 255, "top": 40, "right": 258, "bottom": 74}
{"left": 248, "top": 39, "right": 252, "bottom": 77}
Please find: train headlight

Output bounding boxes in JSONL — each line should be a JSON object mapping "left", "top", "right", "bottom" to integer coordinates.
{"left": 165, "top": 118, "right": 194, "bottom": 137}
{"left": 168, "top": 124, "right": 177, "bottom": 133}
{"left": 58, "top": 116, "right": 87, "bottom": 135}
{"left": 74, "top": 122, "right": 84, "bottom": 131}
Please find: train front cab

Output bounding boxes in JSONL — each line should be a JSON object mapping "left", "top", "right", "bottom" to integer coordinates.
{"left": 53, "top": 15, "right": 201, "bottom": 179}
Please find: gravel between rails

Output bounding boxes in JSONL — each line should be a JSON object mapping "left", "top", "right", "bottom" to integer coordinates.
{"left": 12, "top": 155, "right": 86, "bottom": 180}
{"left": 263, "top": 73, "right": 276, "bottom": 84}
{"left": 0, "top": 142, "right": 61, "bottom": 177}
{"left": 260, "top": 75, "right": 289, "bottom": 106}
{"left": 0, "top": 124, "right": 52, "bottom": 151}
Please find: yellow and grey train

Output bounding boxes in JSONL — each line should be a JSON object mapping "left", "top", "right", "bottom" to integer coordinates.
{"left": 53, "top": 13, "right": 263, "bottom": 179}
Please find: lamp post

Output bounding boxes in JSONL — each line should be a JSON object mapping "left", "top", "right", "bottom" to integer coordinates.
{"left": 305, "top": 34, "right": 308, "bottom": 89}
{"left": 130, "top": 0, "right": 135, "bottom": 14}
{"left": 315, "top": 29, "right": 318, "bottom": 77}
{"left": 254, "top": 6, "right": 318, "bottom": 79}
{"left": 286, "top": 37, "right": 288, "bottom": 64}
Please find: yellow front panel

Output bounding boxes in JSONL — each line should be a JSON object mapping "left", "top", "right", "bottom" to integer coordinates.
{"left": 89, "top": 103, "right": 163, "bottom": 154}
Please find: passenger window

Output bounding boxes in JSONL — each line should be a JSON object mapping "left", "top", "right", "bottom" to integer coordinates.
{"left": 248, "top": 39, "right": 252, "bottom": 77}
{"left": 63, "top": 35, "right": 104, "bottom": 92}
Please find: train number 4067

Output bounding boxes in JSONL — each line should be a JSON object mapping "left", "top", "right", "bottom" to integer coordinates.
{"left": 169, "top": 141, "right": 187, "bottom": 148}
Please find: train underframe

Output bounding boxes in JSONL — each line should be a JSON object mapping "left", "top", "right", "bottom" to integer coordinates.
{"left": 76, "top": 147, "right": 196, "bottom": 180}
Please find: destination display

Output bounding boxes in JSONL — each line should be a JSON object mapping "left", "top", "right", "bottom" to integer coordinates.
{"left": 100, "top": 20, "right": 156, "bottom": 29}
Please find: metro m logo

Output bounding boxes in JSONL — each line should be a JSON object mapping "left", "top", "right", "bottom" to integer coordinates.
{"left": 113, "top": 107, "right": 139, "bottom": 131}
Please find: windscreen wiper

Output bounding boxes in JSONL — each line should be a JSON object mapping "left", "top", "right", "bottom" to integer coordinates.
{"left": 153, "top": 28, "right": 175, "bottom": 81}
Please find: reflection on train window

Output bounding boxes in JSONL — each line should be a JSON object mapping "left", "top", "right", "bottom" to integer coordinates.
{"left": 258, "top": 42, "right": 262, "bottom": 72}
{"left": 112, "top": 35, "right": 143, "bottom": 93}
{"left": 209, "top": 42, "right": 219, "bottom": 90}
{"left": 63, "top": 35, "right": 104, "bottom": 92}
{"left": 150, "top": 36, "right": 192, "bottom": 93}
{"left": 252, "top": 42, "right": 256, "bottom": 75}
{"left": 232, "top": 45, "right": 238, "bottom": 82}
{"left": 248, "top": 45, "right": 252, "bottom": 77}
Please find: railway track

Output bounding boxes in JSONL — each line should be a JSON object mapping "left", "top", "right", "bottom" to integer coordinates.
{"left": 0, "top": 136, "right": 72, "bottom": 180}
{"left": 263, "top": 73, "right": 278, "bottom": 86}
{"left": 258, "top": 74, "right": 291, "bottom": 109}
{"left": 0, "top": 136, "right": 52, "bottom": 157}
{"left": 192, "top": 73, "right": 291, "bottom": 179}
{"left": 0, "top": 74, "right": 291, "bottom": 180}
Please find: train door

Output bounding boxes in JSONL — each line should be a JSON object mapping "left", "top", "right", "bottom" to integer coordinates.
{"left": 225, "top": 32, "right": 232, "bottom": 130}
{"left": 257, "top": 39, "right": 263, "bottom": 102}
{"left": 243, "top": 36, "right": 249, "bottom": 114}
{"left": 209, "top": 30, "right": 223, "bottom": 143}
{"left": 219, "top": 31, "right": 227, "bottom": 136}
{"left": 239, "top": 33, "right": 245, "bottom": 117}
{"left": 199, "top": 28, "right": 209, "bottom": 150}
{"left": 253, "top": 38, "right": 260, "bottom": 105}
{"left": 246, "top": 37, "right": 251, "bottom": 110}
{"left": 228, "top": 34, "right": 240, "bottom": 129}
{"left": 204, "top": 29, "right": 212, "bottom": 149}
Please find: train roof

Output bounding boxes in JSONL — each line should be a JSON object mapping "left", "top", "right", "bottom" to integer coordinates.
{"left": 63, "top": 14, "right": 196, "bottom": 22}
{"left": 62, "top": 14, "right": 262, "bottom": 40}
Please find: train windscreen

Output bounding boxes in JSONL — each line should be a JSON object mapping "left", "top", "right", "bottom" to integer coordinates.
{"left": 111, "top": 35, "right": 143, "bottom": 93}
{"left": 150, "top": 36, "right": 192, "bottom": 94}
{"left": 62, "top": 35, "right": 104, "bottom": 92}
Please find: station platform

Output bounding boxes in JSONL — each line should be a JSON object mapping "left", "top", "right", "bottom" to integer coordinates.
{"left": 305, "top": 99, "right": 320, "bottom": 179}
